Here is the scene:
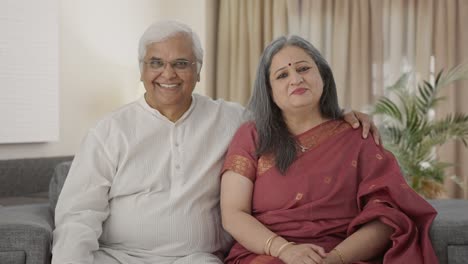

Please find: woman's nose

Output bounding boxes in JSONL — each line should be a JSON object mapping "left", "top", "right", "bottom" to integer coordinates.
{"left": 290, "top": 72, "right": 304, "bottom": 85}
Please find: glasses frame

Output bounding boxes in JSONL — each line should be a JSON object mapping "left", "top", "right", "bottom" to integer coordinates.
{"left": 143, "top": 58, "right": 196, "bottom": 73}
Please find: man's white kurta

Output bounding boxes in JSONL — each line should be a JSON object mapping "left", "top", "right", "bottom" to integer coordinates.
{"left": 52, "top": 94, "right": 246, "bottom": 264}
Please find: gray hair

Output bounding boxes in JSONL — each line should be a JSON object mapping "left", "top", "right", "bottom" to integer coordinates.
{"left": 138, "top": 20, "right": 203, "bottom": 74}
{"left": 248, "top": 35, "right": 343, "bottom": 174}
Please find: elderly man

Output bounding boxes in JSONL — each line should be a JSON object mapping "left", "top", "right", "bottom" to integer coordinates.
{"left": 52, "top": 20, "right": 379, "bottom": 264}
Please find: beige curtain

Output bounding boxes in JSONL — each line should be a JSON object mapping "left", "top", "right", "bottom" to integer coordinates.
{"left": 213, "top": 0, "right": 289, "bottom": 105}
{"left": 432, "top": 0, "right": 468, "bottom": 199}
{"left": 204, "top": 0, "right": 219, "bottom": 98}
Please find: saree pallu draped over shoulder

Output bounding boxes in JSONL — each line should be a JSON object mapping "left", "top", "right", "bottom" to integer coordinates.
{"left": 222, "top": 120, "right": 438, "bottom": 264}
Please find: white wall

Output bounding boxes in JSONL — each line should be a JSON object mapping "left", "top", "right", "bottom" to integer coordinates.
{"left": 0, "top": 0, "right": 208, "bottom": 159}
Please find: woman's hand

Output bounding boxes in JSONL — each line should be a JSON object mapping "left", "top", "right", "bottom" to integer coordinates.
{"left": 279, "top": 243, "right": 326, "bottom": 264}
{"left": 322, "top": 250, "right": 344, "bottom": 264}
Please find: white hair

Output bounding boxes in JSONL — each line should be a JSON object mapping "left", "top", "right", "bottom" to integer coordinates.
{"left": 138, "top": 20, "right": 203, "bottom": 74}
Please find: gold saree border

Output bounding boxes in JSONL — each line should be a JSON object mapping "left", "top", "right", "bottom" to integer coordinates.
{"left": 258, "top": 120, "right": 351, "bottom": 176}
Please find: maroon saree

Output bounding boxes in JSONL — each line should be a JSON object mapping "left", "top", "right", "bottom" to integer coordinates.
{"left": 222, "top": 120, "right": 438, "bottom": 264}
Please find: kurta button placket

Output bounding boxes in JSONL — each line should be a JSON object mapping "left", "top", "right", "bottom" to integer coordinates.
{"left": 172, "top": 124, "right": 182, "bottom": 176}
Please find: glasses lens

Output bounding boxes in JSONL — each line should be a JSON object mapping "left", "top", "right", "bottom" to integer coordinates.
{"left": 172, "top": 60, "right": 190, "bottom": 70}
{"left": 146, "top": 59, "right": 193, "bottom": 72}
{"left": 149, "top": 60, "right": 165, "bottom": 70}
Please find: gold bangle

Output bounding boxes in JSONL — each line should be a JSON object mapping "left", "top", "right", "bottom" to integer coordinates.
{"left": 275, "top": 241, "right": 296, "bottom": 257}
{"left": 331, "top": 248, "right": 346, "bottom": 264}
{"left": 264, "top": 234, "right": 278, "bottom": 255}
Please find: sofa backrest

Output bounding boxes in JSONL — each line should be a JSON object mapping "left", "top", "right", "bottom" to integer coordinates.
{"left": 0, "top": 156, "right": 73, "bottom": 198}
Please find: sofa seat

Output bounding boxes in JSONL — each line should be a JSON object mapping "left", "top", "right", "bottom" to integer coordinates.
{"left": 429, "top": 199, "right": 468, "bottom": 264}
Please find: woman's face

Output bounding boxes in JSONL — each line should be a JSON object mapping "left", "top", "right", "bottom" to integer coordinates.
{"left": 269, "top": 45, "right": 324, "bottom": 115}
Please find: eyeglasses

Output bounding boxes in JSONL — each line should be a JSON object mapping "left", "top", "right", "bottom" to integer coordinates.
{"left": 143, "top": 59, "right": 196, "bottom": 73}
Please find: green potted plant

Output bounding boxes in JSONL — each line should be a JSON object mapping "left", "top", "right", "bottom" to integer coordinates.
{"left": 372, "top": 64, "right": 468, "bottom": 198}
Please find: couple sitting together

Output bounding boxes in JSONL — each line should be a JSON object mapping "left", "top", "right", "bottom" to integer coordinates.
{"left": 52, "top": 20, "right": 438, "bottom": 264}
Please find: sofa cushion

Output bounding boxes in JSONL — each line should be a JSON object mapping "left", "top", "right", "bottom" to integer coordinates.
{"left": 48, "top": 161, "right": 72, "bottom": 214}
{"left": 429, "top": 199, "right": 468, "bottom": 264}
{"left": 0, "top": 203, "right": 53, "bottom": 264}
{"left": 448, "top": 245, "right": 468, "bottom": 264}
{"left": 0, "top": 250, "right": 26, "bottom": 264}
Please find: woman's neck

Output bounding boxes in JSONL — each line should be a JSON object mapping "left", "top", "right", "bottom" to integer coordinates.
{"left": 283, "top": 110, "right": 328, "bottom": 135}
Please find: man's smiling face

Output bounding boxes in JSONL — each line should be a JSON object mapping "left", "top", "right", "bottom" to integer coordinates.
{"left": 140, "top": 33, "right": 198, "bottom": 117}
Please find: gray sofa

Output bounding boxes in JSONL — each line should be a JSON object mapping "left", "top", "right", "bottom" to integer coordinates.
{"left": 0, "top": 156, "right": 72, "bottom": 264}
{"left": 0, "top": 157, "right": 467, "bottom": 264}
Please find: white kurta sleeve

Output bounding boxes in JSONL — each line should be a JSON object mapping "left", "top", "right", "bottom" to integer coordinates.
{"left": 52, "top": 129, "right": 115, "bottom": 264}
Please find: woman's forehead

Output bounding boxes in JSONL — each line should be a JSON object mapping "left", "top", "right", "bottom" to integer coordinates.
{"left": 270, "top": 46, "right": 316, "bottom": 71}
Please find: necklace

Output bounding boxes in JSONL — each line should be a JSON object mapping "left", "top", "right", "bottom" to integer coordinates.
{"left": 297, "top": 142, "right": 309, "bottom": 152}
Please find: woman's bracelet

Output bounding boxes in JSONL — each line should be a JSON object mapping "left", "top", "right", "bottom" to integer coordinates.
{"left": 263, "top": 234, "right": 278, "bottom": 255}
{"left": 331, "top": 248, "right": 346, "bottom": 264}
{"left": 274, "top": 241, "right": 296, "bottom": 257}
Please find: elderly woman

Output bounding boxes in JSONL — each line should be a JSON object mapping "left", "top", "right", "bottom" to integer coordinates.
{"left": 220, "top": 35, "right": 438, "bottom": 264}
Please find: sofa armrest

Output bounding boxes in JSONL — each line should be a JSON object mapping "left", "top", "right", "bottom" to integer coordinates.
{"left": 48, "top": 161, "right": 72, "bottom": 215}
{"left": 0, "top": 203, "right": 53, "bottom": 264}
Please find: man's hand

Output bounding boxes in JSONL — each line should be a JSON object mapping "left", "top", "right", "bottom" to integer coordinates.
{"left": 342, "top": 110, "right": 381, "bottom": 145}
